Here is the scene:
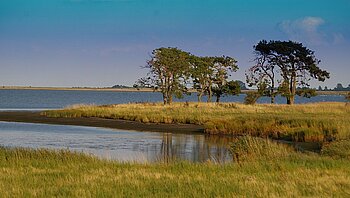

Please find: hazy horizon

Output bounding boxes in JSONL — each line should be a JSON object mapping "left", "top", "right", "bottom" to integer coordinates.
{"left": 1, "top": 0, "right": 349, "bottom": 88}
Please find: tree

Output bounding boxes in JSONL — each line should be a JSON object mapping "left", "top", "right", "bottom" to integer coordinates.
{"left": 212, "top": 80, "right": 241, "bottom": 103}
{"left": 189, "top": 56, "right": 214, "bottom": 102}
{"left": 335, "top": 83, "right": 344, "bottom": 91}
{"left": 318, "top": 86, "right": 322, "bottom": 91}
{"left": 252, "top": 40, "right": 330, "bottom": 105}
{"left": 190, "top": 55, "right": 238, "bottom": 102}
{"left": 246, "top": 40, "right": 277, "bottom": 103}
{"left": 244, "top": 82, "right": 268, "bottom": 105}
{"left": 209, "top": 56, "right": 239, "bottom": 102}
{"left": 137, "top": 47, "right": 191, "bottom": 105}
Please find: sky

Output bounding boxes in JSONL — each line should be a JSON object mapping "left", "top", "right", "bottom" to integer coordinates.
{"left": 0, "top": 0, "right": 349, "bottom": 88}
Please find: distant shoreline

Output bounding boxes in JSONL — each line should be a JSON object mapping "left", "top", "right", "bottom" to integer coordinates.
{"left": 0, "top": 86, "right": 154, "bottom": 92}
{"left": 0, "top": 86, "right": 348, "bottom": 95}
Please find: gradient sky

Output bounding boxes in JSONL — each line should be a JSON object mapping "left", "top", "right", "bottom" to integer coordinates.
{"left": 1, "top": 0, "right": 349, "bottom": 88}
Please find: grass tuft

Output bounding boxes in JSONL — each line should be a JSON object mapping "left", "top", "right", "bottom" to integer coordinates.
{"left": 230, "top": 136, "right": 294, "bottom": 162}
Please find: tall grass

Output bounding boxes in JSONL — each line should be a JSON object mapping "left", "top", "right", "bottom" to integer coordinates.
{"left": 230, "top": 136, "right": 294, "bottom": 162}
{"left": 1, "top": 146, "right": 350, "bottom": 197}
{"left": 321, "top": 139, "right": 350, "bottom": 160}
{"left": 42, "top": 102, "right": 350, "bottom": 142}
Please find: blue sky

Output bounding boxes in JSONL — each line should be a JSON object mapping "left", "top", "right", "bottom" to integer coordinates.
{"left": 0, "top": 0, "right": 349, "bottom": 88}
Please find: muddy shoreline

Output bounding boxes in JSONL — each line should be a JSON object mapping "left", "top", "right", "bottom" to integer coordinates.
{"left": 0, "top": 111, "right": 204, "bottom": 134}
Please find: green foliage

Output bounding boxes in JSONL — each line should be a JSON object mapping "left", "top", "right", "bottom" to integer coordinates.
{"left": 296, "top": 88, "right": 317, "bottom": 98}
{"left": 244, "top": 92, "right": 261, "bottom": 105}
{"left": 190, "top": 55, "right": 239, "bottom": 102}
{"left": 246, "top": 47, "right": 277, "bottom": 103}
{"left": 190, "top": 56, "right": 215, "bottom": 102}
{"left": 249, "top": 40, "right": 330, "bottom": 105}
{"left": 212, "top": 80, "right": 241, "bottom": 103}
{"left": 243, "top": 82, "right": 268, "bottom": 105}
{"left": 138, "top": 48, "right": 240, "bottom": 104}
{"left": 138, "top": 47, "right": 191, "bottom": 104}
{"left": 277, "top": 80, "right": 290, "bottom": 97}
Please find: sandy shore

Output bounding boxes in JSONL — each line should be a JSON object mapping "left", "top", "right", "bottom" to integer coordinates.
{"left": 0, "top": 111, "right": 204, "bottom": 134}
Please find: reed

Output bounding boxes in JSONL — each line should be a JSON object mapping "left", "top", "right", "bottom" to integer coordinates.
{"left": 43, "top": 102, "right": 350, "bottom": 142}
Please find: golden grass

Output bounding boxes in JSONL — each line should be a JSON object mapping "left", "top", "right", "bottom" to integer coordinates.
{"left": 43, "top": 102, "right": 350, "bottom": 142}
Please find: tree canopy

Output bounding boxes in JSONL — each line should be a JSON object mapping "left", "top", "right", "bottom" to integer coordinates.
{"left": 137, "top": 47, "right": 191, "bottom": 104}
{"left": 137, "top": 47, "right": 240, "bottom": 104}
{"left": 247, "top": 40, "right": 330, "bottom": 104}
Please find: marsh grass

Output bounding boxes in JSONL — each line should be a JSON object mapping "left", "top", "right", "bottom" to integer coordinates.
{"left": 230, "top": 136, "right": 293, "bottom": 162}
{"left": 321, "top": 139, "right": 350, "bottom": 160}
{"left": 1, "top": 146, "right": 350, "bottom": 197}
{"left": 42, "top": 102, "right": 350, "bottom": 142}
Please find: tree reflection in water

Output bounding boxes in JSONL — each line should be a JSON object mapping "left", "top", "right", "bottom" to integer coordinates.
{"left": 158, "top": 133, "right": 235, "bottom": 163}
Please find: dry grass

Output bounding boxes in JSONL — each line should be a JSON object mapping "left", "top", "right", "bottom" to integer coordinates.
{"left": 43, "top": 102, "right": 350, "bottom": 142}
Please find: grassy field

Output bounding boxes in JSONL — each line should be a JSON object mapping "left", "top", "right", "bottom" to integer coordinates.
{"left": 43, "top": 102, "right": 350, "bottom": 142}
{"left": 1, "top": 137, "right": 349, "bottom": 197}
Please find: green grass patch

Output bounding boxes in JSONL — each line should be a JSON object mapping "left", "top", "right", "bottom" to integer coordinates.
{"left": 42, "top": 102, "right": 350, "bottom": 142}
{"left": 0, "top": 145, "right": 350, "bottom": 197}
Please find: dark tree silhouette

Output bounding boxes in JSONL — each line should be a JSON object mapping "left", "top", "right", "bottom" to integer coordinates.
{"left": 248, "top": 40, "right": 330, "bottom": 104}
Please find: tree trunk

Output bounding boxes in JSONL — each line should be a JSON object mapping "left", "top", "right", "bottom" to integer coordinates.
{"left": 168, "top": 94, "right": 173, "bottom": 105}
{"left": 216, "top": 95, "right": 221, "bottom": 103}
{"left": 162, "top": 92, "right": 168, "bottom": 105}
{"left": 288, "top": 73, "right": 297, "bottom": 105}
{"left": 270, "top": 81, "right": 275, "bottom": 104}
{"left": 271, "top": 95, "right": 275, "bottom": 104}
{"left": 197, "top": 91, "right": 203, "bottom": 102}
{"left": 207, "top": 86, "right": 212, "bottom": 102}
{"left": 289, "top": 95, "right": 295, "bottom": 104}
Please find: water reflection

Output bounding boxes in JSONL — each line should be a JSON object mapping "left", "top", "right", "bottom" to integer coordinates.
{"left": 0, "top": 122, "right": 234, "bottom": 163}
{"left": 153, "top": 133, "right": 235, "bottom": 163}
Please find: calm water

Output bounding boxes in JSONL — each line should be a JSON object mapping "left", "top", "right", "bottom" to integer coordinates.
{"left": 0, "top": 89, "right": 346, "bottom": 162}
{"left": 0, "top": 89, "right": 346, "bottom": 110}
{"left": 0, "top": 121, "right": 233, "bottom": 162}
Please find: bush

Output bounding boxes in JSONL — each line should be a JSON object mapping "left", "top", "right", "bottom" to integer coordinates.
{"left": 244, "top": 92, "right": 261, "bottom": 105}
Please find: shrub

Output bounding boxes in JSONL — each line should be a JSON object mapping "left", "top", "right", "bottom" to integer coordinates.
{"left": 244, "top": 92, "right": 261, "bottom": 105}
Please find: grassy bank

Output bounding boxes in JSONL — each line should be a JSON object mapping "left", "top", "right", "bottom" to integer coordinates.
{"left": 43, "top": 102, "right": 350, "bottom": 142}
{"left": 1, "top": 138, "right": 350, "bottom": 197}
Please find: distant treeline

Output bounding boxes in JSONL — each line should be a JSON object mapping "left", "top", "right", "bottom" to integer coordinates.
{"left": 111, "top": 84, "right": 132, "bottom": 89}
{"left": 318, "top": 83, "right": 350, "bottom": 91}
